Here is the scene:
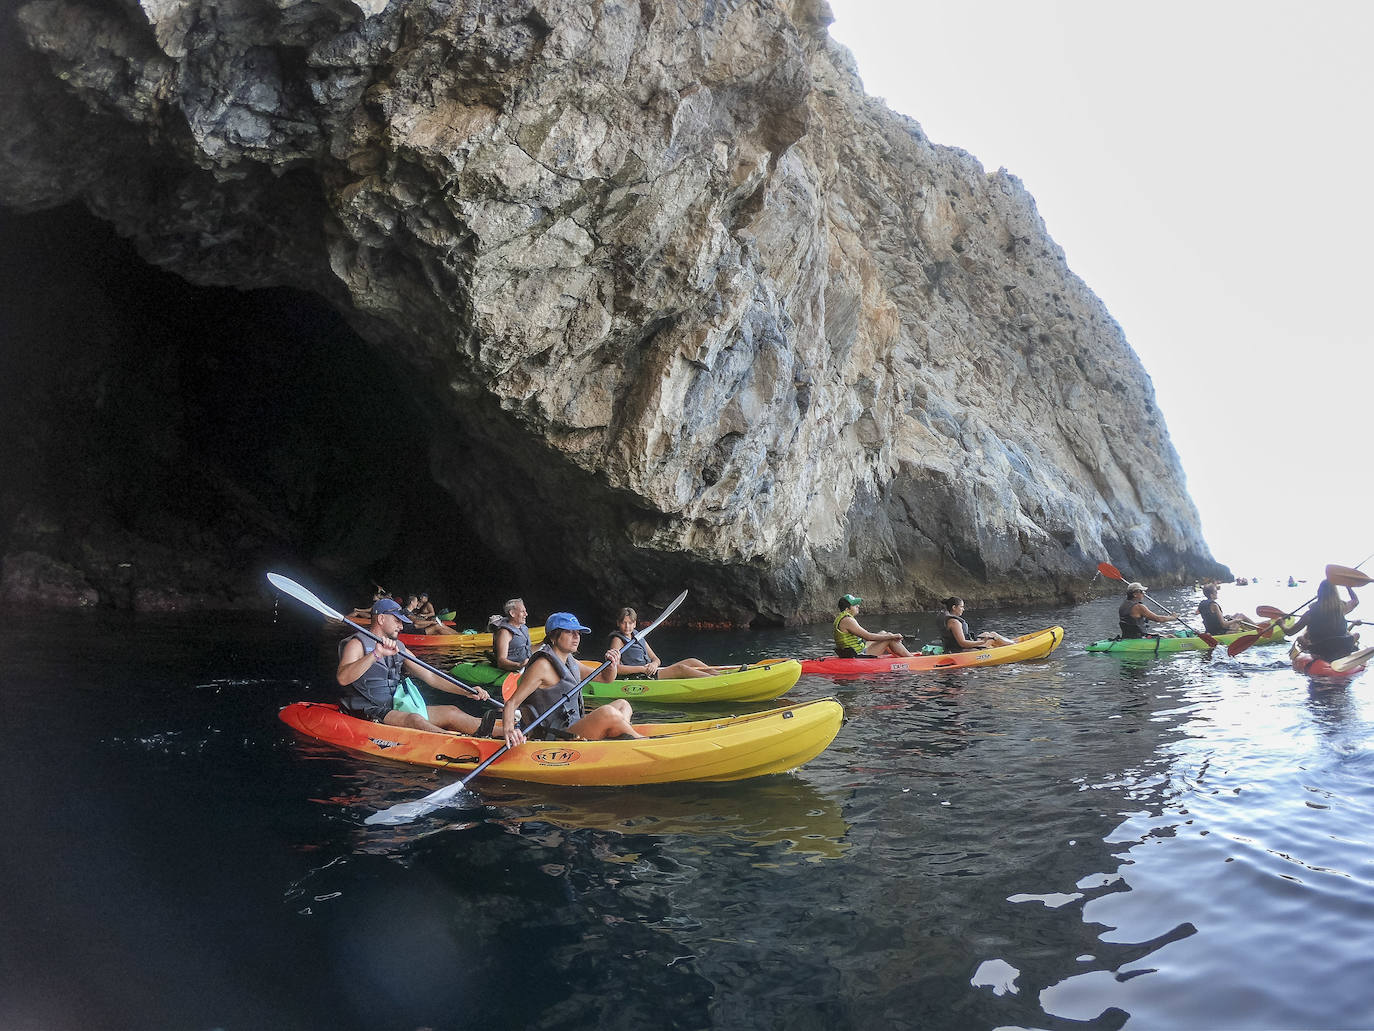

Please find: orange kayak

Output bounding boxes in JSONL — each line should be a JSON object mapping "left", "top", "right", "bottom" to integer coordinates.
{"left": 279, "top": 699, "right": 844, "bottom": 786}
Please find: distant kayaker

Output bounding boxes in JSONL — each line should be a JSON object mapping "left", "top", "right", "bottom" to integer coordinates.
{"left": 940, "top": 597, "right": 1014, "bottom": 651}
{"left": 610, "top": 607, "right": 724, "bottom": 679}
{"left": 489, "top": 597, "right": 533, "bottom": 672}
{"left": 403, "top": 592, "right": 457, "bottom": 635}
{"left": 1285, "top": 579, "right": 1359, "bottom": 661}
{"left": 503, "top": 612, "right": 640, "bottom": 747}
{"left": 413, "top": 592, "right": 438, "bottom": 621}
{"left": 1118, "top": 582, "right": 1173, "bottom": 638}
{"left": 833, "top": 595, "right": 913, "bottom": 658}
{"left": 335, "top": 598, "right": 492, "bottom": 733}
{"left": 346, "top": 583, "right": 388, "bottom": 620}
{"left": 1197, "top": 584, "right": 1255, "bottom": 635}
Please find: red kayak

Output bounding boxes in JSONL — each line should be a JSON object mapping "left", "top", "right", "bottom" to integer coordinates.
{"left": 1292, "top": 645, "right": 1374, "bottom": 680}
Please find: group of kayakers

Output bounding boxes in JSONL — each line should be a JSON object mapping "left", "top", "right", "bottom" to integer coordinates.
{"left": 332, "top": 571, "right": 1364, "bottom": 749}
{"left": 337, "top": 592, "right": 730, "bottom": 747}
{"left": 1114, "top": 576, "right": 1361, "bottom": 664}
{"left": 347, "top": 585, "right": 457, "bottom": 635}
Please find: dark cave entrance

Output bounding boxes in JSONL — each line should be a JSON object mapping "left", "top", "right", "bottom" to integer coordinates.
{"left": 0, "top": 202, "right": 517, "bottom": 615}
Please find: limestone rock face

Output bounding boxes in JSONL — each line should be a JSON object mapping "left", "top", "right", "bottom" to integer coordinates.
{"left": 0, "top": 0, "right": 1224, "bottom": 620}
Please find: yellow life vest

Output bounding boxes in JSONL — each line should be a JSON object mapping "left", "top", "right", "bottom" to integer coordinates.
{"left": 833, "top": 611, "right": 864, "bottom": 654}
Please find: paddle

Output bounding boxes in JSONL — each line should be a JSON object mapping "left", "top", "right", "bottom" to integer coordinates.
{"left": 1329, "top": 646, "right": 1374, "bottom": 674}
{"left": 1229, "top": 559, "right": 1374, "bottom": 657}
{"left": 364, "top": 589, "right": 689, "bottom": 826}
{"left": 267, "top": 572, "right": 503, "bottom": 714}
{"left": 1097, "top": 562, "right": 1218, "bottom": 647}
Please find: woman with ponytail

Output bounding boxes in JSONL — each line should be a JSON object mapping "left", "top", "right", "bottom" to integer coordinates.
{"left": 940, "top": 597, "right": 1014, "bottom": 652}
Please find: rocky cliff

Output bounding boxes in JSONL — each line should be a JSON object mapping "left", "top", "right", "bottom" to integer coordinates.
{"left": 0, "top": 0, "right": 1225, "bottom": 620}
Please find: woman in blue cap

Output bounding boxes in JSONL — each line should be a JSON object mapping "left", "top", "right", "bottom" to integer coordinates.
{"left": 833, "top": 594, "right": 912, "bottom": 658}
{"left": 502, "top": 612, "right": 641, "bottom": 747}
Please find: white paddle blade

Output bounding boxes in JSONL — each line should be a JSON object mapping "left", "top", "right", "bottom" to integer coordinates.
{"left": 267, "top": 572, "right": 346, "bottom": 622}
{"left": 1329, "top": 646, "right": 1374, "bottom": 674}
{"left": 364, "top": 783, "right": 480, "bottom": 825}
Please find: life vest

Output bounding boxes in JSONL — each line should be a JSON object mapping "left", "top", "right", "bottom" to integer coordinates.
{"left": 611, "top": 631, "right": 650, "bottom": 667}
{"left": 489, "top": 617, "right": 532, "bottom": 666}
{"left": 833, "top": 611, "right": 864, "bottom": 656}
{"left": 338, "top": 633, "right": 406, "bottom": 718}
{"left": 942, "top": 614, "right": 972, "bottom": 652}
{"left": 1198, "top": 600, "right": 1227, "bottom": 636}
{"left": 520, "top": 643, "right": 586, "bottom": 734}
{"left": 1119, "top": 599, "right": 1152, "bottom": 639}
{"left": 1306, "top": 606, "right": 1357, "bottom": 661}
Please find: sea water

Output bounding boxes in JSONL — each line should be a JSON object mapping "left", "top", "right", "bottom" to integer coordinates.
{"left": 2, "top": 582, "right": 1371, "bottom": 1030}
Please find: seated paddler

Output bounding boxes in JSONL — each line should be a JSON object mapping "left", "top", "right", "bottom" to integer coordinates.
{"left": 1118, "top": 582, "right": 1173, "bottom": 638}
{"left": 940, "top": 597, "right": 1014, "bottom": 650}
{"left": 489, "top": 597, "right": 533, "bottom": 672}
{"left": 833, "top": 594, "right": 913, "bottom": 658}
{"left": 1197, "top": 584, "right": 1256, "bottom": 635}
{"left": 1285, "top": 578, "right": 1359, "bottom": 662}
{"left": 336, "top": 598, "right": 492, "bottom": 733}
{"left": 610, "top": 606, "right": 723, "bottom": 679}
{"left": 502, "top": 612, "right": 642, "bottom": 748}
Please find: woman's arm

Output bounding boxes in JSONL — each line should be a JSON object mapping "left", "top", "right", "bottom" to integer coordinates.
{"left": 609, "top": 632, "right": 652, "bottom": 676}
{"left": 946, "top": 617, "right": 976, "bottom": 649}
{"left": 504, "top": 661, "right": 552, "bottom": 747}
{"left": 1140, "top": 604, "right": 1174, "bottom": 624}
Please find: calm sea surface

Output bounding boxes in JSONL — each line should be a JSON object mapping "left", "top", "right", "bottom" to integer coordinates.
{"left": 3, "top": 582, "right": 1372, "bottom": 1030}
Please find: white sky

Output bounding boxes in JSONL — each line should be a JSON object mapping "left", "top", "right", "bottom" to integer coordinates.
{"left": 826, "top": 0, "right": 1374, "bottom": 580}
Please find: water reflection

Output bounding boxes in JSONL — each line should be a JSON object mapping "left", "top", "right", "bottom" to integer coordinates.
{"left": 291, "top": 756, "right": 853, "bottom": 863}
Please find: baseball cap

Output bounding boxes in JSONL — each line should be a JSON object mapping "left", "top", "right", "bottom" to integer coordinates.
{"left": 840, "top": 594, "right": 863, "bottom": 608}
{"left": 546, "top": 612, "right": 591, "bottom": 634}
{"left": 1125, "top": 582, "right": 1147, "bottom": 594}
{"left": 372, "top": 598, "right": 413, "bottom": 623}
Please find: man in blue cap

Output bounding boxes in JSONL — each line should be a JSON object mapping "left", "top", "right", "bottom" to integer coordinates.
{"left": 336, "top": 598, "right": 493, "bottom": 732}
{"left": 502, "top": 611, "right": 641, "bottom": 747}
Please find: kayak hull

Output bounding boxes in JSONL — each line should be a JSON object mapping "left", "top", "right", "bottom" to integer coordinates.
{"left": 398, "top": 626, "right": 547, "bottom": 649}
{"left": 577, "top": 659, "right": 801, "bottom": 703}
{"left": 278, "top": 699, "right": 843, "bottom": 785}
{"left": 1291, "top": 648, "right": 1368, "bottom": 681}
{"left": 800, "top": 627, "right": 1063, "bottom": 675}
{"left": 1086, "top": 622, "right": 1288, "bottom": 653}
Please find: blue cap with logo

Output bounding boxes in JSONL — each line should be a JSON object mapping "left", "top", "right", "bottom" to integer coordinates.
{"left": 545, "top": 612, "right": 591, "bottom": 634}
{"left": 372, "top": 598, "right": 413, "bottom": 623}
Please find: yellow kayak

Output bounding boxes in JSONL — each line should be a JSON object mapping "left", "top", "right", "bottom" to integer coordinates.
{"left": 278, "top": 699, "right": 843, "bottom": 785}
{"left": 397, "top": 625, "right": 547, "bottom": 649}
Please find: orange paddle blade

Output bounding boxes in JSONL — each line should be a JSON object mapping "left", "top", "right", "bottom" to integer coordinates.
{"left": 1226, "top": 620, "right": 1276, "bottom": 657}
{"left": 1097, "top": 562, "right": 1125, "bottom": 581}
{"left": 1325, "top": 564, "right": 1374, "bottom": 588}
{"left": 1255, "top": 605, "right": 1288, "bottom": 620}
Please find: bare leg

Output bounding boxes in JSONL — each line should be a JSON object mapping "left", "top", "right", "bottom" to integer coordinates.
{"left": 383, "top": 705, "right": 482, "bottom": 735}
{"left": 570, "top": 699, "right": 642, "bottom": 739}
{"left": 656, "top": 659, "right": 717, "bottom": 678}
{"left": 865, "top": 639, "right": 913, "bottom": 658}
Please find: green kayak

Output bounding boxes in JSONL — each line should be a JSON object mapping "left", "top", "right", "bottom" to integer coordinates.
{"left": 451, "top": 659, "right": 508, "bottom": 686}
{"left": 1086, "top": 621, "right": 1289, "bottom": 653}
